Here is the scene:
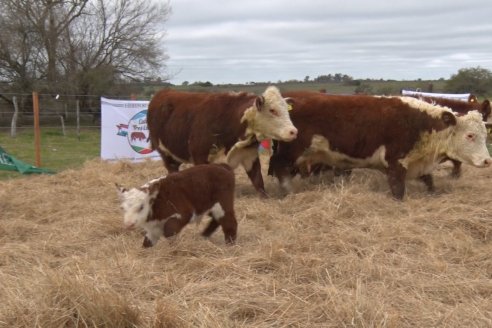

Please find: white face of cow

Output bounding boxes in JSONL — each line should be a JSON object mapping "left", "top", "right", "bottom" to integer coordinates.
{"left": 251, "top": 86, "right": 298, "bottom": 142}
{"left": 116, "top": 184, "right": 156, "bottom": 229}
{"left": 447, "top": 111, "right": 492, "bottom": 168}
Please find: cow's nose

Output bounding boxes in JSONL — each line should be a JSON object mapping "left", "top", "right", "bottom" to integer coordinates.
{"left": 484, "top": 158, "right": 492, "bottom": 167}
{"left": 289, "top": 128, "right": 298, "bottom": 139}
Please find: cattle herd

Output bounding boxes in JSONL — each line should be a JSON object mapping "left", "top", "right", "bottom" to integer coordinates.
{"left": 117, "top": 86, "right": 492, "bottom": 247}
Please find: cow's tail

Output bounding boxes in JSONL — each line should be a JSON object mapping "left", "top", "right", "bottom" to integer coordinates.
{"left": 147, "top": 94, "right": 174, "bottom": 151}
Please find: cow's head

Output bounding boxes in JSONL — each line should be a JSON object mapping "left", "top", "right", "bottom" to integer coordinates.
{"left": 446, "top": 110, "right": 492, "bottom": 168}
{"left": 116, "top": 183, "right": 158, "bottom": 229}
{"left": 249, "top": 86, "right": 297, "bottom": 142}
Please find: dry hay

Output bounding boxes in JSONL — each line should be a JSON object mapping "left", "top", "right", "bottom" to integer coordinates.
{"left": 1, "top": 156, "right": 492, "bottom": 327}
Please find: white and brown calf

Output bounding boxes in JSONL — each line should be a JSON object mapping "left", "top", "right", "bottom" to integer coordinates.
{"left": 116, "top": 164, "right": 237, "bottom": 247}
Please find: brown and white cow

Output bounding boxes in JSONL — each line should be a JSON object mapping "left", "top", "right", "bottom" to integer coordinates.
{"left": 147, "top": 86, "right": 297, "bottom": 197}
{"left": 415, "top": 95, "right": 491, "bottom": 177}
{"left": 268, "top": 92, "right": 491, "bottom": 200}
{"left": 116, "top": 163, "right": 237, "bottom": 247}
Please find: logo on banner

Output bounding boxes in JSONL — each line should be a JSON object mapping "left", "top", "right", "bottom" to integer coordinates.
{"left": 116, "top": 110, "right": 152, "bottom": 154}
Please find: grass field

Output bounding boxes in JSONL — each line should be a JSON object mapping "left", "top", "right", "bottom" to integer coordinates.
{"left": 0, "top": 128, "right": 100, "bottom": 179}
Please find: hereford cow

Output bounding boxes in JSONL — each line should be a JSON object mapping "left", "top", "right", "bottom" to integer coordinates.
{"left": 415, "top": 96, "right": 491, "bottom": 177}
{"left": 268, "top": 92, "right": 491, "bottom": 200}
{"left": 147, "top": 86, "right": 297, "bottom": 197}
{"left": 116, "top": 164, "right": 237, "bottom": 247}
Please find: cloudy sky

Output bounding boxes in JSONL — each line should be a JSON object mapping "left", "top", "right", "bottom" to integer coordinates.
{"left": 164, "top": 0, "right": 492, "bottom": 85}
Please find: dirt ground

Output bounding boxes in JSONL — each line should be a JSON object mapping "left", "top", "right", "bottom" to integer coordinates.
{"left": 1, "top": 156, "right": 491, "bottom": 327}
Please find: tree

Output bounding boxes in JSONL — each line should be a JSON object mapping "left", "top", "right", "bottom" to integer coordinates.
{"left": 0, "top": 0, "right": 170, "bottom": 96}
{"left": 445, "top": 67, "right": 492, "bottom": 97}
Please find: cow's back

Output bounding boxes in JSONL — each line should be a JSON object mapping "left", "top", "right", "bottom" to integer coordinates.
{"left": 282, "top": 92, "right": 447, "bottom": 166}
{"left": 418, "top": 96, "right": 491, "bottom": 121}
{"left": 147, "top": 90, "right": 254, "bottom": 162}
{"left": 158, "top": 164, "right": 235, "bottom": 214}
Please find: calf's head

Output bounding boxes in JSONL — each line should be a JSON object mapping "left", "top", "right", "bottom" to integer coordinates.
{"left": 116, "top": 183, "right": 158, "bottom": 229}
{"left": 249, "top": 86, "right": 297, "bottom": 142}
{"left": 446, "top": 110, "right": 491, "bottom": 168}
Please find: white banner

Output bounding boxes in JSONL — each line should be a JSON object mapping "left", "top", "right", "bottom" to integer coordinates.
{"left": 100, "top": 97, "right": 160, "bottom": 161}
{"left": 401, "top": 90, "right": 471, "bottom": 102}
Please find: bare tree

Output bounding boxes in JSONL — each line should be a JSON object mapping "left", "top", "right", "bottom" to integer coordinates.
{"left": 0, "top": 0, "right": 170, "bottom": 96}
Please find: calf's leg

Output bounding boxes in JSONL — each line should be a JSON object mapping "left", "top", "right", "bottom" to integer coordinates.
{"left": 163, "top": 215, "right": 189, "bottom": 239}
{"left": 220, "top": 211, "right": 237, "bottom": 244}
{"left": 202, "top": 219, "right": 220, "bottom": 238}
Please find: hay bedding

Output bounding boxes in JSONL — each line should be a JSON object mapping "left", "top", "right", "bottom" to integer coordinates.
{"left": 0, "top": 157, "right": 491, "bottom": 327}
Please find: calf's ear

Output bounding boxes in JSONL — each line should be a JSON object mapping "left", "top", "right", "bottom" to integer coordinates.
{"left": 115, "top": 183, "right": 127, "bottom": 195}
{"left": 441, "top": 112, "right": 457, "bottom": 126}
{"left": 255, "top": 96, "right": 265, "bottom": 110}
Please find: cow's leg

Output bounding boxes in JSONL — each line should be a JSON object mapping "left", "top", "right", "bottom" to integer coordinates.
{"left": 245, "top": 157, "right": 268, "bottom": 198}
{"left": 159, "top": 152, "right": 181, "bottom": 173}
{"left": 387, "top": 163, "right": 407, "bottom": 200}
{"left": 419, "top": 174, "right": 435, "bottom": 193}
{"left": 334, "top": 168, "right": 352, "bottom": 177}
{"left": 449, "top": 159, "right": 462, "bottom": 179}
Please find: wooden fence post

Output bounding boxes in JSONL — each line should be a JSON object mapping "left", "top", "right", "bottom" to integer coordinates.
{"left": 76, "top": 99, "right": 80, "bottom": 141}
{"left": 33, "top": 91, "right": 41, "bottom": 167}
{"left": 60, "top": 115, "right": 66, "bottom": 136}
{"left": 10, "top": 96, "right": 18, "bottom": 138}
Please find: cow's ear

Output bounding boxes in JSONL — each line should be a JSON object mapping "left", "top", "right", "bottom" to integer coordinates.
{"left": 481, "top": 99, "right": 491, "bottom": 112}
{"left": 441, "top": 112, "right": 457, "bottom": 126}
{"left": 149, "top": 184, "right": 159, "bottom": 201}
{"left": 255, "top": 96, "right": 265, "bottom": 110}
{"left": 284, "top": 97, "right": 294, "bottom": 110}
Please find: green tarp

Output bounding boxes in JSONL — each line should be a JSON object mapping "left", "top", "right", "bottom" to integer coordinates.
{"left": 0, "top": 146, "right": 54, "bottom": 174}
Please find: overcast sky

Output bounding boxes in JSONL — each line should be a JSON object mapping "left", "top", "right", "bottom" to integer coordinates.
{"left": 164, "top": 0, "right": 492, "bottom": 85}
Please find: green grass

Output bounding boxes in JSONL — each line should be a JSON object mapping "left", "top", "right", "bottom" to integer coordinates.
{"left": 0, "top": 128, "right": 100, "bottom": 180}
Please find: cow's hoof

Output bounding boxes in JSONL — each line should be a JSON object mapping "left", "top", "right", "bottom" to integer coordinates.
{"left": 142, "top": 237, "right": 154, "bottom": 248}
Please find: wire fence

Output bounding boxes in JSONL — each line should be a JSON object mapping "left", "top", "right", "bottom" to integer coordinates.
{"left": 0, "top": 93, "right": 108, "bottom": 172}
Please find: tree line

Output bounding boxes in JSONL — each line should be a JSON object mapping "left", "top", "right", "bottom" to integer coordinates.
{"left": 0, "top": 0, "right": 170, "bottom": 98}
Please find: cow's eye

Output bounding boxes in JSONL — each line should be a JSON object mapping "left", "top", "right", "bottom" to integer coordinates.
{"left": 138, "top": 204, "right": 144, "bottom": 212}
{"left": 466, "top": 133, "right": 475, "bottom": 141}
{"left": 269, "top": 108, "right": 278, "bottom": 116}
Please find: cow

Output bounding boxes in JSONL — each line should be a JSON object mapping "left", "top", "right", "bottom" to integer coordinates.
{"left": 415, "top": 95, "right": 491, "bottom": 178}
{"left": 116, "top": 163, "right": 237, "bottom": 247}
{"left": 268, "top": 92, "right": 491, "bottom": 200}
{"left": 130, "top": 131, "right": 146, "bottom": 142}
{"left": 416, "top": 96, "right": 491, "bottom": 122}
{"left": 147, "top": 86, "right": 298, "bottom": 197}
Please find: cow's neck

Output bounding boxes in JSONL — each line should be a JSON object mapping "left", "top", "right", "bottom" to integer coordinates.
{"left": 401, "top": 128, "right": 453, "bottom": 169}
{"left": 240, "top": 106, "right": 265, "bottom": 141}
{"left": 225, "top": 106, "right": 261, "bottom": 170}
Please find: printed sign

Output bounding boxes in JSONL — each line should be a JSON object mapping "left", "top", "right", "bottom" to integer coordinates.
{"left": 100, "top": 97, "right": 160, "bottom": 161}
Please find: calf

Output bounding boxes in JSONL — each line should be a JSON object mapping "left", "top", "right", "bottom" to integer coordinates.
{"left": 268, "top": 92, "right": 491, "bottom": 200}
{"left": 116, "top": 164, "right": 237, "bottom": 247}
{"left": 147, "top": 86, "right": 297, "bottom": 197}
